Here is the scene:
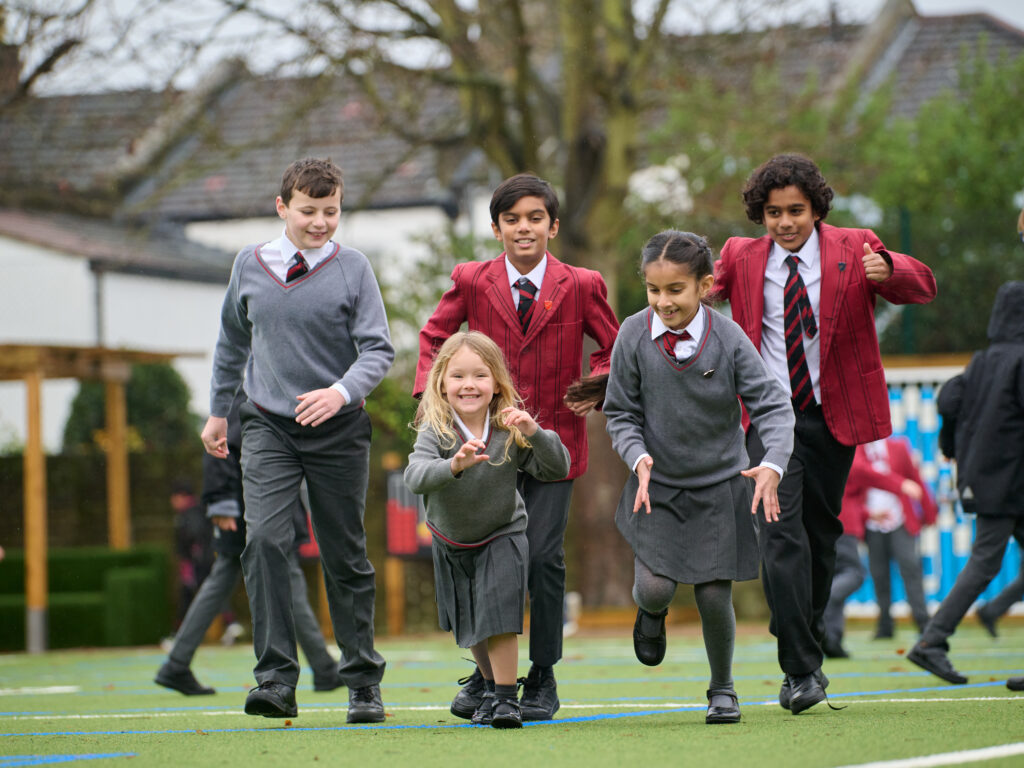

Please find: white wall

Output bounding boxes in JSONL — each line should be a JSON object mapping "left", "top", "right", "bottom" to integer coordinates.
{"left": 0, "top": 234, "right": 226, "bottom": 452}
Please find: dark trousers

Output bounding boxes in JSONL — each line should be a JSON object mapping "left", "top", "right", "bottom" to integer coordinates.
{"left": 921, "top": 515, "right": 1024, "bottom": 649}
{"left": 823, "top": 533, "right": 866, "bottom": 645}
{"left": 748, "top": 404, "right": 855, "bottom": 676}
{"left": 518, "top": 473, "right": 573, "bottom": 668}
{"left": 239, "top": 403, "right": 385, "bottom": 689}
{"left": 865, "top": 525, "right": 929, "bottom": 633}
{"left": 167, "top": 549, "right": 337, "bottom": 684}
{"left": 981, "top": 559, "right": 1024, "bottom": 618}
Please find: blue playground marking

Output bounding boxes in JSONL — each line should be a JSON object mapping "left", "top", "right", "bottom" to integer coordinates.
{"left": 0, "top": 755, "right": 134, "bottom": 766}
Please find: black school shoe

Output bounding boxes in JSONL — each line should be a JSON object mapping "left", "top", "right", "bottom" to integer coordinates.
{"left": 471, "top": 691, "right": 496, "bottom": 725}
{"left": 491, "top": 697, "right": 523, "bottom": 729}
{"left": 244, "top": 682, "right": 298, "bottom": 718}
{"left": 705, "top": 689, "right": 741, "bottom": 724}
{"left": 451, "top": 666, "right": 486, "bottom": 720}
{"left": 907, "top": 642, "right": 968, "bottom": 685}
{"left": 347, "top": 684, "right": 386, "bottom": 723}
{"left": 154, "top": 663, "right": 215, "bottom": 696}
{"left": 1007, "top": 677, "right": 1024, "bottom": 691}
{"left": 633, "top": 607, "right": 668, "bottom": 666}
{"left": 787, "top": 671, "right": 826, "bottom": 715}
{"left": 519, "top": 665, "right": 559, "bottom": 721}
{"left": 779, "top": 669, "right": 829, "bottom": 711}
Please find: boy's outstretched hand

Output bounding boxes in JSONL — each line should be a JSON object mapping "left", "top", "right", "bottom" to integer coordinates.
{"left": 633, "top": 456, "right": 654, "bottom": 515}
{"left": 451, "top": 438, "right": 489, "bottom": 475}
{"left": 741, "top": 465, "right": 781, "bottom": 522}
{"left": 201, "top": 415, "right": 229, "bottom": 458}
{"left": 862, "top": 242, "right": 893, "bottom": 283}
{"left": 295, "top": 388, "right": 346, "bottom": 426}
{"left": 501, "top": 407, "right": 539, "bottom": 436}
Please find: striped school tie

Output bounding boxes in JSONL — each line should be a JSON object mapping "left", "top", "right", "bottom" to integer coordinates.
{"left": 286, "top": 252, "right": 309, "bottom": 282}
{"left": 516, "top": 277, "right": 538, "bottom": 330}
{"left": 784, "top": 255, "right": 817, "bottom": 410}
{"left": 662, "top": 329, "right": 691, "bottom": 359}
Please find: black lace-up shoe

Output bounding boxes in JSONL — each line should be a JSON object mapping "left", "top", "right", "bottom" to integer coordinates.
{"left": 244, "top": 682, "right": 297, "bottom": 718}
{"left": 519, "top": 665, "right": 559, "bottom": 721}
{"left": 154, "top": 663, "right": 215, "bottom": 696}
{"left": 346, "top": 684, "right": 385, "bottom": 723}
{"left": 450, "top": 666, "right": 486, "bottom": 720}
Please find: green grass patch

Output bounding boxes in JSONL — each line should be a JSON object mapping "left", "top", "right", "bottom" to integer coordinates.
{"left": 1, "top": 624, "right": 1023, "bottom": 767}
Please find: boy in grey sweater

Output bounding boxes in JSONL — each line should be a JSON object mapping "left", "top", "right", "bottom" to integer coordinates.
{"left": 201, "top": 157, "right": 394, "bottom": 723}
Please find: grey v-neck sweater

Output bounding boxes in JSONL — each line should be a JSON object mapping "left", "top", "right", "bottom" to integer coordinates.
{"left": 210, "top": 242, "right": 395, "bottom": 418}
{"left": 605, "top": 306, "right": 794, "bottom": 489}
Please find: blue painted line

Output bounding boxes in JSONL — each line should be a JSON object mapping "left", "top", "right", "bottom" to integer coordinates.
{"left": 0, "top": 755, "right": 134, "bottom": 766}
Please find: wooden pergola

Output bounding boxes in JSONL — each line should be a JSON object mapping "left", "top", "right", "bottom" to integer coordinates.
{"left": 0, "top": 343, "right": 199, "bottom": 653}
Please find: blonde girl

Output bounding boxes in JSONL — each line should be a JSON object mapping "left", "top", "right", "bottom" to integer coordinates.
{"left": 405, "top": 331, "right": 569, "bottom": 728}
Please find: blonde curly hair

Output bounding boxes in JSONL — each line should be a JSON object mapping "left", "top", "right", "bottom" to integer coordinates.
{"left": 415, "top": 331, "right": 530, "bottom": 463}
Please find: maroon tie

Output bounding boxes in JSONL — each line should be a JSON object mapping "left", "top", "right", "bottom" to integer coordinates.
{"left": 662, "top": 329, "right": 691, "bottom": 358}
{"left": 286, "top": 252, "right": 309, "bottom": 282}
{"left": 784, "top": 255, "right": 817, "bottom": 410}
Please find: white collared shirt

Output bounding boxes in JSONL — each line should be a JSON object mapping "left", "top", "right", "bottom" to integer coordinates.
{"left": 651, "top": 304, "right": 705, "bottom": 360}
{"left": 761, "top": 227, "right": 822, "bottom": 403}
{"left": 506, "top": 254, "right": 547, "bottom": 310}
{"left": 453, "top": 410, "right": 491, "bottom": 443}
{"left": 261, "top": 230, "right": 337, "bottom": 283}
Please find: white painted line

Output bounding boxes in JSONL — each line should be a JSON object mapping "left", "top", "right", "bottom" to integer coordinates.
{"left": 0, "top": 686, "right": 81, "bottom": 696}
{"left": 833, "top": 742, "right": 1024, "bottom": 768}
{"left": 5, "top": 695, "right": 1024, "bottom": 722}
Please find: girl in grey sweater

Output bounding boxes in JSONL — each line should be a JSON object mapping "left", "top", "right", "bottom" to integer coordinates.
{"left": 405, "top": 331, "right": 570, "bottom": 729}
{"left": 604, "top": 231, "right": 794, "bottom": 725}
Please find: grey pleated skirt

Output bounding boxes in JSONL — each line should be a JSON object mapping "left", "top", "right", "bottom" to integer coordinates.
{"left": 432, "top": 531, "right": 528, "bottom": 648}
{"left": 615, "top": 473, "right": 759, "bottom": 585}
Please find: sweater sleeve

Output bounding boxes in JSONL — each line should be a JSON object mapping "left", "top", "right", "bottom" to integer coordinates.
{"left": 604, "top": 321, "right": 649, "bottom": 472}
{"left": 518, "top": 427, "right": 571, "bottom": 482}
{"left": 209, "top": 251, "right": 254, "bottom": 417}
{"left": 733, "top": 329, "right": 794, "bottom": 471}
{"left": 404, "top": 427, "right": 459, "bottom": 495}
{"left": 335, "top": 254, "right": 396, "bottom": 403}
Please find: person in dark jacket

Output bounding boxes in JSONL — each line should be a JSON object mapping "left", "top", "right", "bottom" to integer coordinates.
{"left": 156, "top": 390, "right": 342, "bottom": 696}
{"left": 908, "top": 280, "right": 1024, "bottom": 686}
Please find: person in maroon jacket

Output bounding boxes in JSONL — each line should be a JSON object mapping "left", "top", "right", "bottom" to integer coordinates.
{"left": 847, "top": 437, "right": 938, "bottom": 640}
{"left": 415, "top": 173, "right": 620, "bottom": 721}
{"left": 712, "top": 154, "right": 936, "bottom": 714}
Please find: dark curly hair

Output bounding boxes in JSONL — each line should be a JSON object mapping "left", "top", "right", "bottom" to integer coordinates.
{"left": 741, "top": 154, "right": 833, "bottom": 225}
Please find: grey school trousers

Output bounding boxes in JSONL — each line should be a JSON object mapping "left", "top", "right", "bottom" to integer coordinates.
{"left": 239, "top": 403, "right": 385, "bottom": 689}
{"left": 823, "top": 533, "right": 866, "bottom": 645}
{"left": 166, "top": 549, "right": 338, "bottom": 685}
{"left": 921, "top": 515, "right": 1024, "bottom": 649}
{"left": 865, "top": 525, "right": 930, "bottom": 634}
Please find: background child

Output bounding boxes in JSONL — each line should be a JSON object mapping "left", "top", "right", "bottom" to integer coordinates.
{"left": 712, "top": 154, "right": 936, "bottom": 714}
{"left": 851, "top": 436, "right": 937, "bottom": 640}
{"left": 201, "top": 157, "right": 393, "bottom": 723}
{"left": 414, "top": 173, "right": 618, "bottom": 721}
{"left": 405, "top": 332, "right": 570, "bottom": 729}
{"left": 603, "top": 231, "right": 794, "bottom": 724}
{"left": 909, "top": 280, "right": 1024, "bottom": 687}
{"left": 156, "top": 389, "right": 341, "bottom": 697}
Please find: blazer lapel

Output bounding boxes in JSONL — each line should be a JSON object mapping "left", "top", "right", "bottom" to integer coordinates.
{"left": 817, "top": 224, "right": 851, "bottom": 365}
{"left": 485, "top": 255, "right": 523, "bottom": 332}
{"left": 741, "top": 239, "right": 771, "bottom": 351}
{"left": 523, "top": 254, "right": 566, "bottom": 343}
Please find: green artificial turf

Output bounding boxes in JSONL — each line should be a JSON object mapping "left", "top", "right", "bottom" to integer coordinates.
{"left": 2, "top": 624, "right": 1023, "bottom": 767}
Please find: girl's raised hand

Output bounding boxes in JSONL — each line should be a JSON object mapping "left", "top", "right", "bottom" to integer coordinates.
{"left": 451, "top": 438, "right": 489, "bottom": 475}
{"left": 741, "top": 465, "right": 781, "bottom": 523}
{"left": 633, "top": 456, "right": 654, "bottom": 514}
{"left": 500, "top": 407, "right": 538, "bottom": 436}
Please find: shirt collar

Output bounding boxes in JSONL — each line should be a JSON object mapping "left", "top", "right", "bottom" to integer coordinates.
{"left": 770, "top": 225, "right": 820, "bottom": 271}
{"left": 650, "top": 304, "right": 705, "bottom": 340}
{"left": 276, "top": 229, "right": 334, "bottom": 263}
{"left": 452, "top": 410, "right": 490, "bottom": 443}
{"left": 505, "top": 253, "right": 547, "bottom": 290}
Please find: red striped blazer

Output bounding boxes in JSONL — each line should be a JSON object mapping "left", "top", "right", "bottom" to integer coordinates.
{"left": 713, "top": 223, "right": 937, "bottom": 447}
{"left": 414, "top": 253, "right": 620, "bottom": 479}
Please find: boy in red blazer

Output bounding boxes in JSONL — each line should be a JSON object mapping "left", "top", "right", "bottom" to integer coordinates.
{"left": 414, "top": 173, "right": 620, "bottom": 721}
{"left": 712, "top": 154, "right": 936, "bottom": 714}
